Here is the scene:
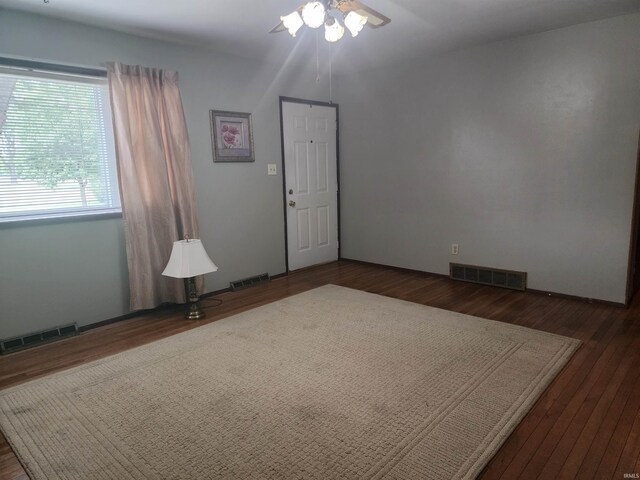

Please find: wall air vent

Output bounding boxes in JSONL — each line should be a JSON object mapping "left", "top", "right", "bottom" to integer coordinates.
{"left": 1, "top": 323, "right": 78, "bottom": 355}
{"left": 450, "top": 263, "right": 527, "bottom": 291}
{"left": 230, "top": 273, "right": 270, "bottom": 291}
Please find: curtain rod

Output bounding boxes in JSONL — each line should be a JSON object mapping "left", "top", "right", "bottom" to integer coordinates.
{"left": 0, "top": 56, "right": 107, "bottom": 78}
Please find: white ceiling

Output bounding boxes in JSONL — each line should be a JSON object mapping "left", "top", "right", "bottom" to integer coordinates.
{"left": 2, "top": 0, "right": 640, "bottom": 70}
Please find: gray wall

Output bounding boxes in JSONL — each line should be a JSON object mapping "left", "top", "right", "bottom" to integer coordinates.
{"left": 337, "top": 13, "right": 640, "bottom": 304}
{"left": 0, "top": 9, "right": 332, "bottom": 338}
{"left": 1, "top": 10, "right": 639, "bottom": 339}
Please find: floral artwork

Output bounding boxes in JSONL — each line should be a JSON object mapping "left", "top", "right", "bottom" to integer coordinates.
{"left": 210, "top": 110, "right": 254, "bottom": 162}
{"left": 221, "top": 122, "right": 244, "bottom": 149}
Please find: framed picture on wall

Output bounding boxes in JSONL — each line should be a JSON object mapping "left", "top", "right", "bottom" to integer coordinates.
{"left": 210, "top": 110, "right": 255, "bottom": 162}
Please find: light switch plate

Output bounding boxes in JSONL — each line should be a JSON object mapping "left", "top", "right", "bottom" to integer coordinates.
{"left": 267, "top": 163, "right": 277, "bottom": 176}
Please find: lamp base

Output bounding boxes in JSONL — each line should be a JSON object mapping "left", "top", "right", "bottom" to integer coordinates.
{"left": 184, "top": 277, "right": 206, "bottom": 320}
{"left": 185, "top": 301, "right": 206, "bottom": 320}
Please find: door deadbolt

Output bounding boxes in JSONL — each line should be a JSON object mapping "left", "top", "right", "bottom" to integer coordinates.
{"left": 289, "top": 189, "right": 293, "bottom": 195}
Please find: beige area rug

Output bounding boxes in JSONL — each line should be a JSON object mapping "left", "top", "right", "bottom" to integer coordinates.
{"left": 0, "top": 285, "right": 580, "bottom": 480}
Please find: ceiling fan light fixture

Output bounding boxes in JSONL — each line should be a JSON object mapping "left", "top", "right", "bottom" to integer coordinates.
{"left": 271, "top": 0, "right": 389, "bottom": 42}
{"left": 281, "top": 11, "right": 304, "bottom": 37}
{"left": 344, "top": 11, "right": 368, "bottom": 37}
{"left": 324, "top": 15, "right": 345, "bottom": 43}
{"left": 301, "top": 1, "right": 326, "bottom": 29}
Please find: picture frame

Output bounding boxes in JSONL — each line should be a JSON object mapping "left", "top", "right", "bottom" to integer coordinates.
{"left": 209, "top": 110, "right": 255, "bottom": 163}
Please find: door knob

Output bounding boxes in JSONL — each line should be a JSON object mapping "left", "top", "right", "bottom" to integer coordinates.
{"left": 288, "top": 200, "right": 296, "bottom": 207}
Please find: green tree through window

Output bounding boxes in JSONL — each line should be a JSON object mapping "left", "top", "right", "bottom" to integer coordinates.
{"left": 0, "top": 70, "right": 120, "bottom": 221}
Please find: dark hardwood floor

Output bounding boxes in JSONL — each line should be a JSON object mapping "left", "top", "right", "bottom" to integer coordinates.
{"left": 1, "top": 260, "right": 639, "bottom": 479}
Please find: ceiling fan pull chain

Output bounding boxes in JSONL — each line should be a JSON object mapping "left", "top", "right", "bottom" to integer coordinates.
{"left": 316, "top": 30, "right": 320, "bottom": 84}
{"left": 329, "top": 45, "right": 333, "bottom": 103}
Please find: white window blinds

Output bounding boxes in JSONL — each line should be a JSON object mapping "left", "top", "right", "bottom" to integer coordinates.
{"left": 0, "top": 67, "right": 120, "bottom": 222}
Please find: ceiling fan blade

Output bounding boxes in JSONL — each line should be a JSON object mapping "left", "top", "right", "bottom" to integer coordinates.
{"left": 269, "top": 4, "right": 305, "bottom": 34}
{"left": 269, "top": 21, "right": 287, "bottom": 34}
{"left": 337, "top": 0, "right": 391, "bottom": 28}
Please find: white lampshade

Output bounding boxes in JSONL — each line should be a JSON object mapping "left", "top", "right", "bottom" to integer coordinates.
{"left": 344, "top": 11, "right": 367, "bottom": 37}
{"left": 162, "top": 239, "right": 218, "bottom": 278}
{"left": 301, "top": 1, "right": 326, "bottom": 28}
{"left": 324, "top": 17, "right": 345, "bottom": 42}
{"left": 281, "top": 11, "right": 304, "bottom": 37}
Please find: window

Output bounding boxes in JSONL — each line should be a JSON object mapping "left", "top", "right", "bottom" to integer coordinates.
{"left": 0, "top": 62, "right": 120, "bottom": 223}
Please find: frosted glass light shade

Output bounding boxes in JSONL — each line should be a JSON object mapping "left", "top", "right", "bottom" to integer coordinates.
{"left": 344, "top": 11, "right": 367, "bottom": 37}
{"left": 301, "top": 1, "right": 326, "bottom": 28}
{"left": 281, "top": 11, "right": 304, "bottom": 37}
{"left": 162, "top": 239, "right": 218, "bottom": 278}
{"left": 324, "top": 17, "right": 345, "bottom": 43}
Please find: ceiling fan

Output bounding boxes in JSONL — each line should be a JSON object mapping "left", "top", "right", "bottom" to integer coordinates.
{"left": 270, "top": 0, "right": 391, "bottom": 43}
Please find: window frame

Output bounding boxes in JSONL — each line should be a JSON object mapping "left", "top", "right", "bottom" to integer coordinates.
{"left": 0, "top": 57, "right": 122, "bottom": 226}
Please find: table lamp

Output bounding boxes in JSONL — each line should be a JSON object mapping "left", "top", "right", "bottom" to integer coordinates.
{"left": 162, "top": 236, "right": 218, "bottom": 320}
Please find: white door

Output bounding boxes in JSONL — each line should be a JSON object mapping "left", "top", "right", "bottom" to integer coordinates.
{"left": 282, "top": 101, "right": 339, "bottom": 271}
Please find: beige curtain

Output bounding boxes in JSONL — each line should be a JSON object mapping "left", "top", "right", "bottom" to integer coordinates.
{"left": 107, "top": 62, "right": 201, "bottom": 310}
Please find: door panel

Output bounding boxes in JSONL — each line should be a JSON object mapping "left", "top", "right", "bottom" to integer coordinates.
{"left": 297, "top": 208, "right": 311, "bottom": 251}
{"left": 282, "top": 101, "right": 338, "bottom": 271}
{"left": 294, "top": 142, "right": 309, "bottom": 194}
{"left": 317, "top": 206, "right": 329, "bottom": 247}
{"left": 316, "top": 143, "right": 329, "bottom": 193}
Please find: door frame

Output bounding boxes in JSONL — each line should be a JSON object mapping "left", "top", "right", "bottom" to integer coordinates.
{"left": 625, "top": 129, "right": 640, "bottom": 306}
{"left": 279, "top": 96, "right": 341, "bottom": 273}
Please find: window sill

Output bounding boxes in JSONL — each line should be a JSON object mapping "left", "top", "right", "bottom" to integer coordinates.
{"left": 0, "top": 210, "right": 123, "bottom": 228}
